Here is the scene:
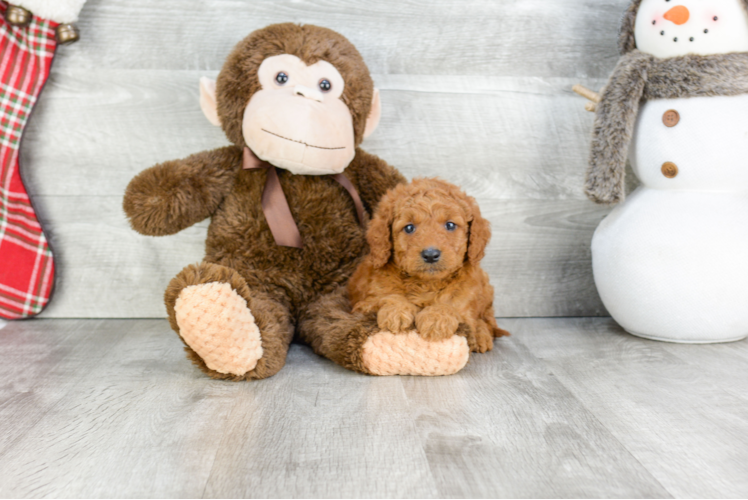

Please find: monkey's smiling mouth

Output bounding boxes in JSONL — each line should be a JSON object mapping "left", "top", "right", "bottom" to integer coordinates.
{"left": 262, "top": 129, "right": 346, "bottom": 150}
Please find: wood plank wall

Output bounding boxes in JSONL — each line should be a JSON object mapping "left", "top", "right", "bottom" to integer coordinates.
{"left": 22, "top": 0, "right": 632, "bottom": 318}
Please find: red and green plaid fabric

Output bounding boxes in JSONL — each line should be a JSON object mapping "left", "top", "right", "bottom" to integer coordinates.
{"left": 0, "top": 2, "right": 57, "bottom": 319}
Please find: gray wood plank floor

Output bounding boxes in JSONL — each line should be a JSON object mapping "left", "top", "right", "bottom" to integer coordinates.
{"left": 2, "top": 319, "right": 747, "bottom": 498}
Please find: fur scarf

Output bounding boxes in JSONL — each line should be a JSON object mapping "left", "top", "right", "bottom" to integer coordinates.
{"left": 586, "top": 50, "right": 748, "bottom": 204}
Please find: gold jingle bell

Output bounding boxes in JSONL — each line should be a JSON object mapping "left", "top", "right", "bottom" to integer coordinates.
{"left": 5, "top": 4, "right": 32, "bottom": 27}
{"left": 55, "top": 24, "right": 80, "bottom": 45}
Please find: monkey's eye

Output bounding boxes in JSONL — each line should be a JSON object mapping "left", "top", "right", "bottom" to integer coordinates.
{"left": 319, "top": 79, "right": 332, "bottom": 92}
{"left": 275, "top": 72, "right": 289, "bottom": 85}
{"left": 403, "top": 224, "right": 416, "bottom": 234}
{"left": 445, "top": 222, "right": 457, "bottom": 231}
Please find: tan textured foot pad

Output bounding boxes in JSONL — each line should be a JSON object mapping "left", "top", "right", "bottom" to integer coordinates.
{"left": 175, "top": 282, "right": 263, "bottom": 376}
{"left": 361, "top": 331, "right": 470, "bottom": 376}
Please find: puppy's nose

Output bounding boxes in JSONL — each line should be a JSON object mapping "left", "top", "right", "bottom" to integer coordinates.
{"left": 421, "top": 248, "right": 441, "bottom": 264}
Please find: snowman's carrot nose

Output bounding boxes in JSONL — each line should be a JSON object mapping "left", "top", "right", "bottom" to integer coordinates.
{"left": 664, "top": 5, "right": 690, "bottom": 25}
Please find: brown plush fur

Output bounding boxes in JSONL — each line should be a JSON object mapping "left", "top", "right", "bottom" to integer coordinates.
{"left": 216, "top": 23, "right": 375, "bottom": 148}
{"left": 296, "top": 286, "right": 379, "bottom": 374}
{"left": 347, "top": 179, "right": 509, "bottom": 354}
{"left": 124, "top": 24, "right": 405, "bottom": 380}
{"left": 587, "top": 1, "right": 748, "bottom": 204}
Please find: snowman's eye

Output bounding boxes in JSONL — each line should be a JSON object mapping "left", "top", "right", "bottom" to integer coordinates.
{"left": 714, "top": 16, "right": 719, "bottom": 21}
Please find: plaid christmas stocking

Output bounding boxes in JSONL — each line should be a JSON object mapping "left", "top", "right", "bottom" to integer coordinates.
{"left": 0, "top": 0, "right": 84, "bottom": 319}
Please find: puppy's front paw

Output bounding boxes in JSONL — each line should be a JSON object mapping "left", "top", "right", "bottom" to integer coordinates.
{"left": 377, "top": 301, "right": 419, "bottom": 333}
{"left": 416, "top": 306, "right": 460, "bottom": 342}
{"left": 469, "top": 329, "right": 494, "bottom": 353}
{"left": 352, "top": 300, "right": 377, "bottom": 315}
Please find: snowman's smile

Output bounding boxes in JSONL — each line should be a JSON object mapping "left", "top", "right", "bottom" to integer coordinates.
{"left": 652, "top": 5, "right": 718, "bottom": 44}
{"left": 657, "top": 28, "right": 708, "bottom": 43}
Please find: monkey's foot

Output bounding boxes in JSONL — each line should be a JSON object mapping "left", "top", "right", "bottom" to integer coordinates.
{"left": 174, "top": 282, "right": 263, "bottom": 376}
{"left": 361, "top": 331, "right": 469, "bottom": 376}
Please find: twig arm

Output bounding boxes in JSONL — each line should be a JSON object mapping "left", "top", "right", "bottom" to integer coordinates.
{"left": 573, "top": 84, "right": 601, "bottom": 112}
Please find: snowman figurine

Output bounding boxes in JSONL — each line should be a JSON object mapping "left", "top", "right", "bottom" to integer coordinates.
{"left": 576, "top": 0, "right": 748, "bottom": 342}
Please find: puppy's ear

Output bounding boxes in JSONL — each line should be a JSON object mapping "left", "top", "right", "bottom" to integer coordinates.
{"left": 467, "top": 196, "right": 491, "bottom": 264}
{"left": 367, "top": 189, "right": 396, "bottom": 268}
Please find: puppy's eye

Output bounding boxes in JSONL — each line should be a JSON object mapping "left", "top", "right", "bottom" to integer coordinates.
{"left": 445, "top": 221, "right": 457, "bottom": 231}
{"left": 276, "top": 72, "right": 289, "bottom": 85}
{"left": 403, "top": 224, "right": 416, "bottom": 234}
{"left": 319, "top": 79, "right": 332, "bottom": 92}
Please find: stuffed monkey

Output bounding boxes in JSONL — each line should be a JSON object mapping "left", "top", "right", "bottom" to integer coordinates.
{"left": 124, "top": 24, "right": 472, "bottom": 379}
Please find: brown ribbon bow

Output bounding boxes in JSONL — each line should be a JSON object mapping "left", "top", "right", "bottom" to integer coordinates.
{"left": 242, "top": 147, "right": 366, "bottom": 248}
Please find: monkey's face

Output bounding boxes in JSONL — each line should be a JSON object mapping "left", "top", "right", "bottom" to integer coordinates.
{"left": 201, "top": 25, "right": 382, "bottom": 174}
{"left": 242, "top": 54, "right": 355, "bottom": 175}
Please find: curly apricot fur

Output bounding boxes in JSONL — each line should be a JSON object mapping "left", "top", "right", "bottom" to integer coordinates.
{"left": 349, "top": 178, "right": 510, "bottom": 353}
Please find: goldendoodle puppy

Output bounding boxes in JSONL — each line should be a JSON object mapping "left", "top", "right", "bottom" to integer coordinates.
{"left": 348, "top": 178, "right": 509, "bottom": 353}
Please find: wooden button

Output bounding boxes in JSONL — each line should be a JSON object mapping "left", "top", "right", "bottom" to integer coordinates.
{"left": 661, "top": 162, "right": 679, "bottom": 178}
{"left": 663, "top": 110, "right": 680, "bottom": 127}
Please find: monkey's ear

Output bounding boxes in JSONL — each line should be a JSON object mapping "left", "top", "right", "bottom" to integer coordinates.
{"left": 199, "top": 77, "right": 221, "bottom": 127}
{"left": 363, "top": 88, "right": 381, "bottom": 139}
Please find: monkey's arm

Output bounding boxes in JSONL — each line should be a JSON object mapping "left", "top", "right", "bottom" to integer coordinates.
{"left": 123, "top": 146, "right": 242, "bottom": 236}
{"left": 345, "top": 148, "right": 406, "bottom": 215}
